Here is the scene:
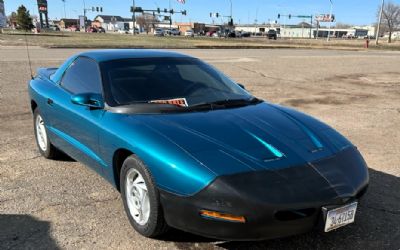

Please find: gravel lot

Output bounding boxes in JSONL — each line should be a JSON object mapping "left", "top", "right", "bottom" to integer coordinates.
{"left": 0, "top": 47, "right": 399, "bottom": 249}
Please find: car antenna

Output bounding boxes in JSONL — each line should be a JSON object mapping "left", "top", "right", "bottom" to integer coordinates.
{"left": 24, "top": 31, "right": 34, "bottom": 80}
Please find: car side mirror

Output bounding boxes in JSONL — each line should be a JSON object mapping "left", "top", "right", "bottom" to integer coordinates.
{"left": 237, "top": 83, "right": 246, "bottom": 89}
{"left": 71, "top": 93, "right": 104, "bottom": 109}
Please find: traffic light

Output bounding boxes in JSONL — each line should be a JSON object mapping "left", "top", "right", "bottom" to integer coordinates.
{"left": 96, "top": 7, "right": 99, "bottom": 12}
{"left": 100, "top": 7, "right": 103, "bottom": 12}
{"left": 169, "top": 9, "right": 174, "bottom": 14}
{"left": 157, "top": 8, "right": 160, "bottom": 13}
{"left": 164, "top": 8, "right": 168, "bottom": 13}
{"left": 134, "top": 7, "right": 143, "bottom": 13}
{"left": 182, "top": 10, "right": 187, "bottom": 16}
{"left": 278, "top": 14, "right": 280, "bottom": 19}
{"left": 210, "top": 12, "right": 212, "bottom": 17}
{"left": 92, "top": 7, "right": 95, "bottom": 11}
{"left": 228, "top": 18, "right": 233, "bottom": 26}
{"left": 130, "top": 6, "right": 134, "bottom": 12}
{"left": 289, "top": 14, "right": 291, "bottom": 19}
{"left": 216, "top": 13, "right": 219, "bottom": 18}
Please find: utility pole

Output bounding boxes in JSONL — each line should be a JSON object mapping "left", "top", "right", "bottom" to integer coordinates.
{"left": 376, "top": 0, "right": 384, "bottom": 45}
{"left": 62, "top": 0, "right": 67, "bottom": 19}
{"left": 132, "top": 0, "right": 136, "bottom": 35}
{"left": 327, "top": 0, "right": 333, "bottom": 41}
{"left": 169, "top": 0, "right": 171, "bottom": 31}
{"left": 83, "top": 0, "right": 86, "bottom": 32}
{"left": 230, "top": 0, "right": 232, "bottom": 18}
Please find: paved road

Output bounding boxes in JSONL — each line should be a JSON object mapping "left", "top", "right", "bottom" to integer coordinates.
{"left": 0, "top": 47, "right": 399, "bottom": 249}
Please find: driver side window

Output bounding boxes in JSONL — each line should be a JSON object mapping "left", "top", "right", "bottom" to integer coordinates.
{"left": 61, "top": 57, "right": 102, "bottom": 95}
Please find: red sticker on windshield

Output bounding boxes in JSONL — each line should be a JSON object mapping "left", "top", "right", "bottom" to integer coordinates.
{"left": 149, "top": 98, "right": 188, "bottom": 107}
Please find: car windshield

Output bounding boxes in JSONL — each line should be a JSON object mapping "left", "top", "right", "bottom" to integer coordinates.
{"left": 100, "top": 57, "right": 253, "bottom": 108}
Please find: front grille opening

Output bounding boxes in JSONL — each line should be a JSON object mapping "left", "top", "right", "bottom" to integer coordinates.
{"left": 275, "top": 208, "right": 316, "bottom": 221}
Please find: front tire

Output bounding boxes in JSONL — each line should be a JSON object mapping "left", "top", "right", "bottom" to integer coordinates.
{"left": 120, "top": 155, "right": 169, "bottom": 238}
{"left": 33, "top": 108, "right": 59, "bottom": 159}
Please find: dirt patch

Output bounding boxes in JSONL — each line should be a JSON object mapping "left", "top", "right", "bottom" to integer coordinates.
{"left": 282, "top": 96, "right": 345, "bottom": 107}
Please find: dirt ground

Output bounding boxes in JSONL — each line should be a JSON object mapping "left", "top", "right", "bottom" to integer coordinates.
{"left": 0, "top": 47, "right": 399, "bottom": 249}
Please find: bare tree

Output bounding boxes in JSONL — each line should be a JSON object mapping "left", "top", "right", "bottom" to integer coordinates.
{"left": 136, "top": 14, "right": 159, "bottom": 34}
{"left": 378, "top": 1, "right": 400, "bottom": 43}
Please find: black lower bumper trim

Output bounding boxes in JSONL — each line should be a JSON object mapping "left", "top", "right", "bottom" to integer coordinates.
{"left": 160, "top": 147, "right": 369, "bottom": 241}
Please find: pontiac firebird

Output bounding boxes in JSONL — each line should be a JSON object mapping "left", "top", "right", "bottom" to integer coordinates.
{"left": 29, "top": 50, "right": 369, "bottom": 241}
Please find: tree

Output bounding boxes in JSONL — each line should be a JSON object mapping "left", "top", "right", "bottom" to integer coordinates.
{"left": 16, "top": 5, "right": 33, "bottom": 31}
{"left": 378, "top": 1, "right": 400, "bottom": 43}
{"left": 136, "top": 14, "right": 159, "bottom": 34}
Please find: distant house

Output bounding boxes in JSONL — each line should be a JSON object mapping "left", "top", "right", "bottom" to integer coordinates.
{"left": 94, "top": 15, "right": 135, "bottom": 31}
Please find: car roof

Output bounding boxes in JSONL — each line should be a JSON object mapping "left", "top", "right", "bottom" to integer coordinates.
{"left": 78, "top": 49, "right": 192, "bottom": 63}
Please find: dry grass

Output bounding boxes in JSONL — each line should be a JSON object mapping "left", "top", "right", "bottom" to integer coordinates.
{"left": 1, "top": 30, "right": 400, "bottom": 50}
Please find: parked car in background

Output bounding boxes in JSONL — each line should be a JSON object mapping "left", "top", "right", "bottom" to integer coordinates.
{"left": 154, "top": 28, "right": 164, "bottom": 36}
{"left": 127, "top": 28, "right": 139, "bottom": 34}
{"left": 48, "top": 25, "right": 60, "bottom": 31}
{"left": 206, "top": 31, "right": 216, "bottom": 37}
{"left": 267, "top": 29, "right": 277, "bottom": 40}
{"left": 98, "top": 27, "right": 106, "bottom": 33}
{"left": 184, "top": 30, "right": 194, "bottom": 37}
{"left": 117, "top": 29, "right": 127, "bottom": 34}
{"left": 241, "top": 31, "right": 251, "bottom": 37}
{"left": 165, "top": 28, "right": 180, "bottom": 36}
{"left": 86, "top": 27, "right": 98, "bottom": 33}
{"left": 68, "top": 25, "right": 80, "bottom": 32}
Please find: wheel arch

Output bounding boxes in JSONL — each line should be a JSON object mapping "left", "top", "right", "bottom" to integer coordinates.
{"left": 112, "top": 148, "right": 135, "bottom": 192}
{"left": 31, "top": 99, "right": 38, "bottom": 113}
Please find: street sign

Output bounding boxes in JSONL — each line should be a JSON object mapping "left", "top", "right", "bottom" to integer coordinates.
{"left": 315, "top": 14, "right": 335, "bottom": 22}
{"left": 37, "top": 0, "right": 48, "bottom": 14}
{"left": 297, "top": 15, "right": 312, "bottom": 18}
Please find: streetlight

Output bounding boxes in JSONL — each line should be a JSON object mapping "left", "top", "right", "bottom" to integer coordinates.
{"left": 327, "top": 0, "right": 333, "bottom": 42}
{"left": 229, "top": 0, "right": 232, "bottom": 19}
{"left": 62, "top": 0, "right": 67, "bottom": 19}
{"left": 376, "top": 0, "right": 385, "bottom": 45}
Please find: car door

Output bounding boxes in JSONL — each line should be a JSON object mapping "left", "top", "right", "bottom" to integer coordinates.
{"left": 47, "top": 56, "right": 107, "bottom": 174}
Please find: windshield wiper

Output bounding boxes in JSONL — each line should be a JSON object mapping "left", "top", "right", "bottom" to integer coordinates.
{"left": 162, "top": 97, "right": 262, "bottom": 113}
{"left": 191, "top": 97, "right": 262, "bottom": 109}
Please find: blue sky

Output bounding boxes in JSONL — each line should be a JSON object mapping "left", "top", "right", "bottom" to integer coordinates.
{"left": 4, "top": 0, "right": 400, "bottom": 25}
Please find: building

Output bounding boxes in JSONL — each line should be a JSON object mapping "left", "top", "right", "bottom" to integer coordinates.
{"left": 94, "top": 15, "right": 136, "bottom": 31}
{"left": 235, "top": 23, "right": 376, "bottom": 38}
{"left": 175, "top": 22, "right": 206, "bottom": 34}
{"left": 59, "top": 18, "right": 79, "bottom": 29}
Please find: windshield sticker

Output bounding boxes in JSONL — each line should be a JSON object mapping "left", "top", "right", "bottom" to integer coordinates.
{"left": 149, "top": 98, "right": 188, "bottom": 107}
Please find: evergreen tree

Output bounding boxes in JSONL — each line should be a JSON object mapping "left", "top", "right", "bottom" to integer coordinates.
{"left": 16, "top": 5, "right": 33, "bottom": 31}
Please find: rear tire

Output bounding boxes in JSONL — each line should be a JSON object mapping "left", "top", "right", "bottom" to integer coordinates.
{"left": 33, "top": 108, "right": 60, "bottom": 159}
{"left": 120, "top": 155, "right": 169, "bottom": 238}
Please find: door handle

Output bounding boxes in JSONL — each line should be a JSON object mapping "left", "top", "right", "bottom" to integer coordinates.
{"left": 47, "top": 98, "right": 54, "bottom": 105}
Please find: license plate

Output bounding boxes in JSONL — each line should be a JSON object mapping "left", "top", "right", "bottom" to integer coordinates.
{"left": 324, "top": 202, "right": 358, "bottom": 232}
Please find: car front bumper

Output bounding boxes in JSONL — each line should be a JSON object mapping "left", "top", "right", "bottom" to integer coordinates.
{"left": 160, "top": 146, "right": 369, "bottom": 241}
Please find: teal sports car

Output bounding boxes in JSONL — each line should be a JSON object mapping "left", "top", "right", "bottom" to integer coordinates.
{"left": 29, "top": 50, "right": 369, "bottom": 240}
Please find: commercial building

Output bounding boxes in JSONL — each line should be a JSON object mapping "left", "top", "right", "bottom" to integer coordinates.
{"left": 235, "top": 23, "right": 376, "bottom": 38}
{"left": 94, "top": 15, "right": 135, "bottom": 31}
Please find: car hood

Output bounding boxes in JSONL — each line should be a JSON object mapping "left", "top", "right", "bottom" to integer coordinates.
{"left": 128, "top": 102, "right": 352, "bottom": 176}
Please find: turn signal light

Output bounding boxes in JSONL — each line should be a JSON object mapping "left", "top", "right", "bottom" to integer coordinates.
{"left": 200, "top": 210, "right": 246, "bottom": 223}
